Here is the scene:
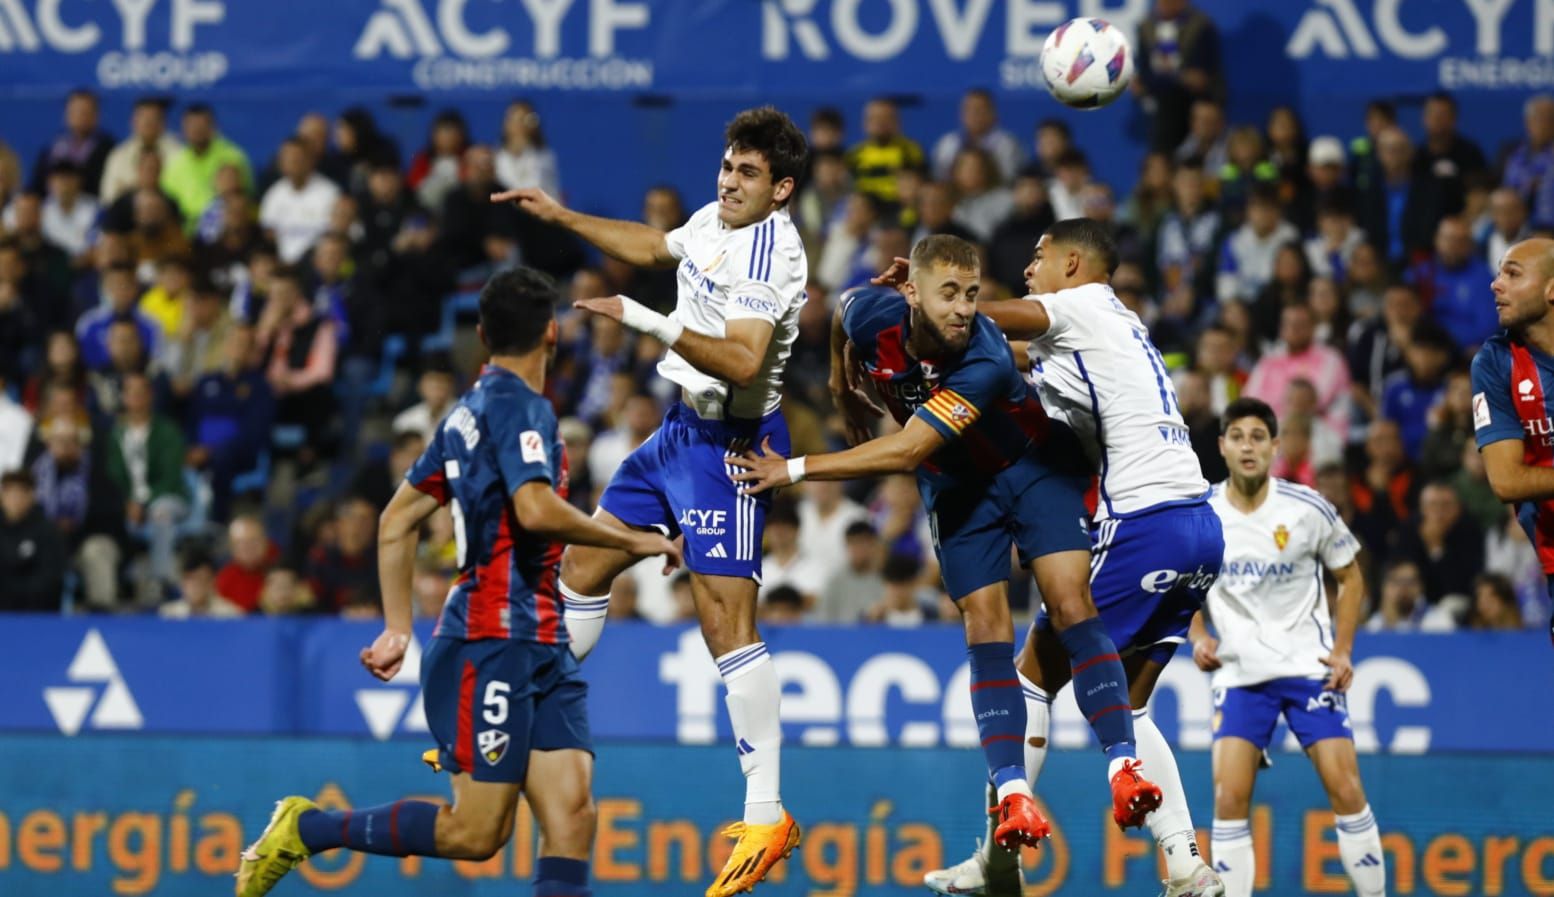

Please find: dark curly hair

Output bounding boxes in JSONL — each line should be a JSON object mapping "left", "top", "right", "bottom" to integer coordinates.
{"left": 724, "top": 106, "right": 809, "bottom": 202}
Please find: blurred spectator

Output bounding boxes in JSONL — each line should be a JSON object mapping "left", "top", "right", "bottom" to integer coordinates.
{"left": 0, "top": 373, "right": 33, "bottom": 475}
{"left": 1447, "top": 436, "right": 1503, "bottom": 536}
{"left": 568, "top": 315, "right": 634, "bottom": 427}
{"left": 439, "top": 145, "right": 521, "bottom": 271}
{"left": 1304, "top": 198, "right": 1366, "bottom": 282}
{"left": 1248, "top": 242, "right": 1310, "bottom": 347}
{"left": 1216, "top": 125, "right": 1275, "bottom": 220}
{"left": 159, "top": 278, "right": 233, "bottom": 400}
{"left": 495, "top": 100, "right": 560, "bottom": 197}
{"left": 1157, "top": 162, "right": 1220, "bottom": 304}
{"left": 949, "top": 147, "right": 1013, "bottom": 242}
{"left": 216, "top": 514, "right": 275, "bottom": 612}
{"left": 0, "top": 470, "right": 67, "bottom": 611}
{"left": 187, "top": 325, "right": 272, "bottom": 521}
{"left": 866, "top": 553, "right": 939, "bottom": 626}
{"left": 815, "top": 520, "right": 885, "bottom": 624}
{"left": 1350, "top": 419, "right": 1414, "bottom": 554}
{"left": 987, "top": 171, "right": 1053, "bottom": 294}
{"left": 1244, "top": 303, "right": 1351, "bottom": 441}
{"left": 1270, "top": 414, "right": 1319, "bottom": 487}
{"left": 160, "top": 549, "right": 243, "bottom": 619}
{"left": 101, "top": 98, "right": 180, "bottom": 204}
{"left": 846, "top": 97, "right": 924, "bottom": 207}
{"left": 1348, "top": 284, "right": 1421, "bottom": 424}
{"left": 588, "top": 392, "right": 659, "bottom": 492}
{"left": 357, "top": 158, "right": 424, "bottom": 279}
{"left": 127, "top": 187, "right": 191, "bottom": 269}
{"left": 32, "top": 416, "right": 124, "bottom": 609}
{"left": 1349, "top": 100, "right": 1397, "bottom": 195}
{"left": 1046, "top": 148, "right": 1092, "bottom": 221}
{"left": 1469, "top": 573, "right": 1523, "bottom": 630}
{"left": 37, "top": 162, "right": 98, "bottom": 263}
{"left": 761, "top": 584, "right": 806, "bottom": 625}
{"left": 1419, "top": 369, "right": 1474, "bottom": 481}
{"left": 871, "top": 474, "right": 932, "bottom": 565}
{"left": 605, "top": 573, "right": 645, "bottom": 622}
{"left": 260, "top": 267, "right": 337, "bottom": 461}
{"left": 1364, "top": 558, "right": 1454, "bottom": 632}
{"left": 1500, "top": 94, "right": 1554, "bottom": 230}
{"left": 1379, "top": 322, "right": 1453, "bottom": 461}
{"left": 259, "top": 137, "right": 340, "bottom": 265}
{"left": 1483, "top": 504, "right": 1547, "bottom": 626}
{"left": 407, "top": 110, "right": 469, "bottom": 212}
{"left": 1415, "top": 92, "right": 1486, "bottom": 213}
{"left": 0, "top": 259, "right": 40, "bottom": 385}
{"left": 139, "top": 254, "right": 193, "bottom": 342}
{"left": 76, "top": 261, "right": 158, "bottom": 372}
{"left": 291, "top": 113, "right": 349, "bottom": 191}
{"left": 1120, "top": 151, "right": 1175, "bottom": 238}
{"left": 30, "top": 90, "right": 113, "bottom": 198}
{"left": 161, "top": 104, "right": 253, "bottom": 227}
{"left": 105, "top": 372, "right": 188, "bottom": 587}
{"left": 309, "top": 231, "right": 370, "bottom": 355}
{"left": 412, "top": 556, "right": 449, "bottom": 619}
{"left": 102, "top": 151, "right": 174, "bottom": 237}
{"left": 24, "top": 330, "right": 88, "bottom": 413}
{"left": 1360, "top": 126, "right": 1440, "bottom": 267}
{"left": 0, "top": 140, "right": 18, "bottom": 207}
{"left": 1265, "top": 105, "right": 1306, "bottom": 191}
{"left": 1284, "top": 378, "right": 1343, "bottom": 468}
{"left": 333, "top": 107, "right": 393, "bottom": 195}
{"left": 797, "top": 480, "right": 869, "bottom": 587}
{"left": 816, "top": 193, "right": 878, "bottom": 292}
{"left": 914, "top": 181, "right": 978, "bottom": 246}
{"left": 1173, "top": 99, "right": 1229, "bottom": 174}
{"left": 1396, "top": 481, "right": 1482, "bottom": 609}
{"left": 1174, "top": 368, "right": 1226, "bottom": 480}
{"left": 1191, "top": 323, "right": 1244, "bottom": 414}
{"left": 758, "top": 499, "right": 823, "bottom": 607}
{"left": 392, "top": 363, "right": 457, "bottom": 445}
{"left": 258, "top": 564, "right": 314, "bottom": 615}
{"left": 1409, "top": 216, "right": 1496, "bottom": 350}
{"left": 1482, "top": 187, "right": 1530, "bottom": 271}
{"left": 1293, "top": 135, "right": 1351, "bottom": 233}
{"left": 795, "top": 148, "right": 852, "bottom": 251}
{"left": 88, "top": 318, "right": 151, "bottom": 424}
{"left": 932, "top": 88, "right": 1023, "bottom": 182}
{"left": 307, "top": 497, "right": 379, "bottom": 613}
{"left": 1306, "top": 276, "right": 1348, "bottom": 348}
{"left": 192, "top": 163, "right": 250, "bottom": 246}
{"left": 1023, "top": 119, "right": 1072, "bottom": 181}
{"left": 1216, "top": 185, "right": 1299, "bottom": 304}
{"left": 7, "top": 193, "right": 73, "bottom": 313}
{"left": 808, "top": 107, "right": 845, "bottom": 158}
{"left": 1135, "top": 0, "right": 1223, "bottom": 152}
{"left": 352, "top": 431, "right": 424, "bottom": 512}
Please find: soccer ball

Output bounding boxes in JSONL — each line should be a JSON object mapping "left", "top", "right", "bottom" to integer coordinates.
{"left": 1040, "top": 17, "right": 1134, "bottom": 110}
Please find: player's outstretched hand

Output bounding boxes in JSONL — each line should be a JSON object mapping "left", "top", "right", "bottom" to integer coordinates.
{"left": 630, "top": 531, "right": 683, "bottom": 576}
{"left": 727, "top": 436, "right": 790, "bottom": 495}
{"left": 870, "top": 256, "right": 911, "bottom": 290}
{"left": 833, "top": 341, "right": 884, "bottom": 446}
{"left": 1191, "top": 635, "right": 1221, "bottom": 672}
{"left": 361, "top": 629, "right": 411, "bottom": 682}
{"left": 574, "top": 295, "right": 625, "bottom": 322}
{"left": 490, "top": 186, "right": 566, "bottom": 223}
{"left": 1319, "top": 650, "right": 1354, "bottom": 692}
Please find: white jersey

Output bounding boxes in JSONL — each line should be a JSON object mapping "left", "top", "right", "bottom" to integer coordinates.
{"left": 659, "top": 202, "right": 807, "bottom": 419}
{"left": 1205, "top": 478, "right": 1361, "bottom": 688}
{"left": 1024, "top": 283, "right": 1208, "bottom": 520}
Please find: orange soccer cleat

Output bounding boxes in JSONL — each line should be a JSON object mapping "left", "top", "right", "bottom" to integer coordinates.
{"left": 988, "top": 793, "right": 1052, "bottom": 850}
{"left": 1110, "top": 759, "right": 1163, "bottom": 829}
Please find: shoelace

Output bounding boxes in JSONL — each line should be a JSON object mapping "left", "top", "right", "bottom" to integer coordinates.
{"left": 722, "top": 822, "right": 747, "bottom": 839}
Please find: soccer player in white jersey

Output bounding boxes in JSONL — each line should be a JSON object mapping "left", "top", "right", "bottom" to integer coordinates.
{"left": 492, "top": 107, "right": 807, "bottom": 897}
{"left": 1192, "top": 397, "right": 1386, "bottom": 897}
{"left": 915, "top": 220, "right": 1225, "bottom": 897}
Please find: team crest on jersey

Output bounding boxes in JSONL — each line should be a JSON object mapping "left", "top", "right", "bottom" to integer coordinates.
{"left": 920, "top": 360, "right": 939, "bottom": 381}
{"left": 1273, "top": 524, "right": 1290, "bottom": 551}
{"left": 478, "top": 729, "right": 510, "bottom": 766}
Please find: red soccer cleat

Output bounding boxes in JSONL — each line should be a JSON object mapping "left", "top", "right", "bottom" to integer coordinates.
{"left": 1111, "top": 759, "right": 1163, "bottom": 829}
{"left": 988, "top": 793, "right": 1052, "bottom": 850}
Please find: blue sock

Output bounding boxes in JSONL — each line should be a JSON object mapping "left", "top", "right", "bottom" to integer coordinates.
{"left": 535, "top": 856, "right": 592, "bottom": 897}
{"left": 1056, "top": 617, "right": 1136, "bottom": 760}
{"left": 966, "top": 641, "right": 1027, "bottom": 789}
{"left": 296, "top": 801, "right": 442, "bottom": 857}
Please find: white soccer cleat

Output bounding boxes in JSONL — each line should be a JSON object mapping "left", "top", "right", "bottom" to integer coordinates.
{"left": 1159, "top": 862, "right": 1226, "bottom": 897}
{"left": 924, "top": 838, "right": 1022, "bottom": 896}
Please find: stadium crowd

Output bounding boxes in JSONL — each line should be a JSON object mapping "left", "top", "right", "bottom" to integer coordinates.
{"left": 0, "top": 6, "right": 1549, "bottom": 634}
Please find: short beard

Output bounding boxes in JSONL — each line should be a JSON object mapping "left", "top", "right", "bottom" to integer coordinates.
{"left": 913, "top": 311, "right": 969, "bottom": 357}
{"left": 1230, "top": 468, "right": 1269, "bottom": 498}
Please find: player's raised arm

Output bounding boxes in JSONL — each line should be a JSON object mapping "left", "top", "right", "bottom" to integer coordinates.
{"left": 728, "top": 417, "right": 947, "bottom": 493}
{"left": 369, "top": 480, "right": 445, "bottom": 679}
{"left": 979, "top": 297, "right": 1052, "bottom": 341}
{"left": 491, "top": 187, "right": 676, "bottom": 268}
{"left": 510, "top": 481, "right": 682, "bottom": 574}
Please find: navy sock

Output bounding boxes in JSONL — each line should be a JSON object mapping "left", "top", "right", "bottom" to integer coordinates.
{"left": 1057, "top": 617, "right": 1135, "bottom": 759}
{"left": 296, "top": 801, "right": 442, "bottom": 857}
{"left": 535, "top": 856, "right": 592, "bottom": 897}
{"left": 967, "top": 641, "right": 1027, "bottom": 789}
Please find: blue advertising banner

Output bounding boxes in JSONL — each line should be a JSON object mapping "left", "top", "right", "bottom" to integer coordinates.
{"left": 0, "top": 0, "right": 1546, "bottom": 99}
{"left": 0, "top": 736, "right": 1551, "bottom": 896}
{"left": 0, "top": 617, "right": 1550, "bottom": 754}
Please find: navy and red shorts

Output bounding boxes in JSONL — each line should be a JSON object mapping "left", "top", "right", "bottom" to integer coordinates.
{"left": 421, "top": 636, "right": 592, "bottom": 783}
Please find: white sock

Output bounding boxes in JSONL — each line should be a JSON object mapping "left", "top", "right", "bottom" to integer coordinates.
{"left": 1336, "top": 805, "right": 1386, "bottom": 897}
{"left": 560, "top": 581, "right": 609, "bottom": 661}
{"left": 717, "top": 643, "right": 783, "bottom": 825}
{"left": 1211, "top": 818, "right": 1254, "bottom": 897}
{"left": 982, "top": 675, "right": 1051, "bottom": 861}
{"left": 1134, "top": 710, "right": 1201, "bottom": 880}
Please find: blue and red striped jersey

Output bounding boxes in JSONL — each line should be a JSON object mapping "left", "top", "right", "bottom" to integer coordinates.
{"left": 406, "top": 365, "right": 568, "bottom": 644}
{"left": 1471, "top": 333, "right": 1554, "bottom": 573}
{"left": 841, "top": 287, "right": 1059, "bottom": 496}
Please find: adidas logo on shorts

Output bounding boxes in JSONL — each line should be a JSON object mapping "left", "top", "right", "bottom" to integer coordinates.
{"left": 706, "top": 543, "right": 728, "bottom": 558}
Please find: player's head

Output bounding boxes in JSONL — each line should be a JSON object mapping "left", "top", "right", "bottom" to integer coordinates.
{"left": 1219, "top": 397, "right": 1279, "bottom": 488}
{"left": 718, "top": 107, "right": 808, "bottom": 227}
{"left": 902, "top": 234, "right": 981, "bottom": 354}
{"left": 1025, "top": 218, "right": 1117, "bottom": 294}
{"left": 478, "top": 266, "right": 561, "bottom": 361}
{"left": 1492, "top": 236, "right": 1554, "bottom": 331}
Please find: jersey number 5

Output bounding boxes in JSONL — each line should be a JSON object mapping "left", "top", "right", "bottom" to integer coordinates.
{"left": 484, "top": 681, "right": 510, "bottom": 725}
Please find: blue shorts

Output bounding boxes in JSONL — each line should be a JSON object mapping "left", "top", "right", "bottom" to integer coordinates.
{"left": 1213, "top": 677, "right": 1353, "bottom": 750}
{"left": 1037, "top": 499, "right": 1223, "bottom": 665}
{"left": 421, "top": 636, "right": 591, "bottom": 783}
{"left": 926, "top": 450, "right": 1091, "bottom": 600}
{"left": 599, "top": 402, "right": 788, "bottom": 581}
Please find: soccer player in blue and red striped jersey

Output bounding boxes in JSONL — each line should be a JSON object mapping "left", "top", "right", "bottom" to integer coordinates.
{"left": 234, "top": 268, "right": 680, "bottom": 897}
{"left": 730, "top": 235, "right": 1160, "bottom": 851}
{"left": 1472, "top": 235, "right": 1554, "bottom": 642}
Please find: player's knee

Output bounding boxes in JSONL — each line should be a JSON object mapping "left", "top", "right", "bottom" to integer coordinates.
{"left": 441, "top": 814, "right": 510, "bottom": 860}
{"left": 560, "top": 547, "right": 608, "bottom": 595}
{"left": 547, "top": 795, "right": 597, "bottom": 855}
{"left": 1328, "top": 775, "right": 1367, "bottom": 814}
{"left": 1214, "top": 780, "right": 1252, "bottom": 818}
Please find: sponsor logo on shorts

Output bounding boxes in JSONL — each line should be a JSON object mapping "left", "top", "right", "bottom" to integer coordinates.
{"left": 478, "top": 728, "right": 510, "bottom": 765}
{"left": 679, "top": 508, "right": 728, "bottom": 536}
